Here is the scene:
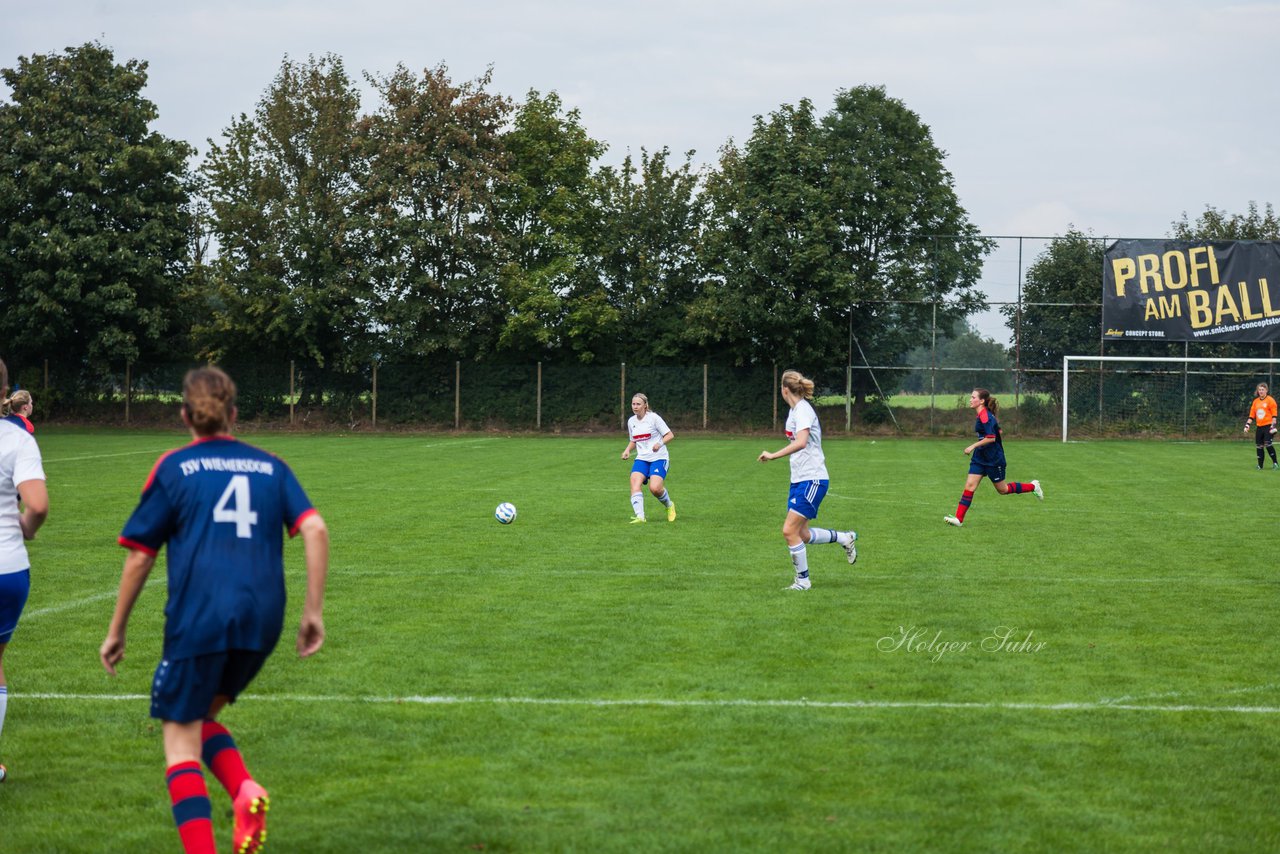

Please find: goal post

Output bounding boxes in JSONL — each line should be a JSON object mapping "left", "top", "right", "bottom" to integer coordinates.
{"left": 1061, "top": 355, "right": 1280, "bottom": 441}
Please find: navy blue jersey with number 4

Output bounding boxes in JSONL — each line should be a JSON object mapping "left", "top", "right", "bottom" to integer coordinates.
{"left": 119, "top": 436, "right": 316, "bottom": 659}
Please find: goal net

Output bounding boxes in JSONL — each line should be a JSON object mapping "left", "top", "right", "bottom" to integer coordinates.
{"left": 1061, "top": 356, "right": 1280, "bottom": 441}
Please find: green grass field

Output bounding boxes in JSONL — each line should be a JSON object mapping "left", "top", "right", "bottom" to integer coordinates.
{"left": 1, "top": 428, "right": 1277, "bottom": 852}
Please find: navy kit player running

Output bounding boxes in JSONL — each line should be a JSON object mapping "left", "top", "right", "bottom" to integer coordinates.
{"left": 944, "top": 388, "right": 1043, "bottom": 527}
{"left": 621, "top": 393, "right": 677, "bottom": 523}
{"left": 0, "top": 359, "right": 48, "bottom": 783}
{"left": 101, "top": 368, "right": 329, "bottom": 854}
{"left": 758, "top": 370, "right": 857, "bottom": 590}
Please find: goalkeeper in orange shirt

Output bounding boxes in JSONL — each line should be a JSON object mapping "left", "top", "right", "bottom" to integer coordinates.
{"left": 1244, "top": 382, "right": 1278, "bottom": 469}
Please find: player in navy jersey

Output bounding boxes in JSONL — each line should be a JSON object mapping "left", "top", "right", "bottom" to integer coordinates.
{"left": 0, "top": 360, "right": 48, "bottom": 784}
{"left": 621, "top": 393, "right": 677, "bottom": 523}
{"left": 100, "top": 367, "right": 328, "bottom": 854}
{"left": 758, "top": 370, "right": 857, "bottom": 590}
{"left": 944, "top": 388, "right": 1043, "bottom": 528}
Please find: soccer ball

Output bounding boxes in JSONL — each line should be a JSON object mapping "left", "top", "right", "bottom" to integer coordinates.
{"left": 495, "top": 502, "right": 517, "bottom": 524}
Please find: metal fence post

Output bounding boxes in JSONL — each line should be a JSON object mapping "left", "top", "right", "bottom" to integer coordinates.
{"left": 845, "top": 364, "right": 852, "bottom": 432}
{"left": 537, "top": 361, "right": 542, "bottom": 431}
{"left": 371, "top": 359, "right": 378, "bottom": 429}
{"left": 772, "top": 362, "right": 778, "bottom": 432}
{"left": 455, "top": 361, "right": 461, "bottom": 430}
{"left": 929, "top": 301, "right": 937, "bottom": 433}
{"left": 1014, "top": 236, "right": 1024, "bottom": 429}
{"left": 703, "top": 363, "right": 708, "bottom": 429}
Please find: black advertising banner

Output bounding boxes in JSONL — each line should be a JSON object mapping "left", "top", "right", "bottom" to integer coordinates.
{"left": 1102, "top": 240, "right": 1280, "bottom": 342}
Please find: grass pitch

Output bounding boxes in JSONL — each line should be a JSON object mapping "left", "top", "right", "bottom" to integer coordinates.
{"left": 0, "top": 428, "right": 1277, "bottom": 852}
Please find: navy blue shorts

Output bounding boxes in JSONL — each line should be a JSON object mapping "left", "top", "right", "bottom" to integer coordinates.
{"left": 0, "top": 569, "right": 31, "bottom": 643}
{"left": 787, "top": 480, "right": 830, "bottom": 519}
{"left": 631, "top": 458, "right": 669, "bottom": 482}
{"left": 969, "top": 461, "right": 1006, "bottom": 483}
{"left": 150, "top": 650, "right": 270, "bottom": 723}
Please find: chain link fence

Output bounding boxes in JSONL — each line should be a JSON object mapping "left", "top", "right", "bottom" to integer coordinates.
{"left": 8, "top": 237, "right": 1273, "bottom": 437}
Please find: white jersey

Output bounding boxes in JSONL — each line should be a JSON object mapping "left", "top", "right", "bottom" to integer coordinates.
{"left": 628, "top": 411, "right": 672, "bottom": 462}
{"left": 0, "top": 422, "right": 44, "bottom": 574}
{"left": 785, "top": 398, "right": 828, "bottom": 483}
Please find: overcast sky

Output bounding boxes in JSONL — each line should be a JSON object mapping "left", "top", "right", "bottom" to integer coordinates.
{"left": 6, "top": 1, "right": 1279, "bottom": 342}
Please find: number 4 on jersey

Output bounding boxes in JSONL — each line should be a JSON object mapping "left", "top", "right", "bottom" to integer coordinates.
{"left": 213, "top": 474, "right": 259, "bottom": 538}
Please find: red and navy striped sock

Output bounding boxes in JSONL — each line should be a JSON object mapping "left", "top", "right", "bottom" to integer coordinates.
{"left": 955, "top": 490, "right": 974, "bottom": 522}
{"left": 166, "top": 761, "right": 216, "bottom": 854}
{"left": 202, "top": 720, "right": 252, "bottom": 798}
{"left": 1005, "top": 483, "right": 1035, "bottom": 495}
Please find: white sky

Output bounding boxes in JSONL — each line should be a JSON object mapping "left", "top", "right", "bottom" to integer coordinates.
{"left": 6, "top": 0, "right": 1279, "bottom": 342}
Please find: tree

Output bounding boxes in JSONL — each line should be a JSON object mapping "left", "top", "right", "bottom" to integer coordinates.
{"left": 355, "top": 63, "right": 511, "bottom": 361}
{"left": 693, "top": 100, "right": 843, "bottom": 369}
{"left": 693, "top": 87, "right": 989, "bottom": 400}
{"left": 0, "top": 42, "right": 193, "bottom": 388}
{"left": 902, "top": 320, "right": 1012, "bottom": 394}
{"left": 822, "top": 86, "right": 989, "bottom": 387}
{"left": 1000, "top": 229, "right": 1105, "bottom": 391}
{"left": 492, "top": 90, "right": 605, "bottom": 358}
{"left": 1171, "top": 202, "right": 1280, "bottom": 240}
{"left": 199, "top": 54, "right": 367, "bottom": 379}
{"left": 580, "top": 147, "right": 706, "bottom": 363}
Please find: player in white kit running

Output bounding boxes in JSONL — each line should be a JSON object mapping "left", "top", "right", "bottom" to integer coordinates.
{"left": 621, "top": 393, "right": 677, "bottom": 524}
{"left": 758, "top": 370, "right": 857, "bottom": 590}
{"left": 0, "top": 357, "right": 49, "bottom": 782}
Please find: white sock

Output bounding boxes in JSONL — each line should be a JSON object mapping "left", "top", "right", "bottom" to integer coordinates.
{"left": 808, "top": 527, "right": 837, "bottom": 545}
{"left": 630, "top": 492, "right": 645, "bottom": 519}
{"left": 657, "top": 489, "right": 672, "bottom": 507}
{"left": 0, "top": 685, "right": 7, "bottom": 743}
{"left": 788, "top": 543, "right": 809, "bottom": 579}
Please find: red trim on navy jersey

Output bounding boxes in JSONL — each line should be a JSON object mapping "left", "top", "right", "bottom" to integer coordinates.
{"left": 978, "top": 409, "right": 990, "bottom": 424}
{"left": 140, "top": 436, "right": 241, "bottom": 492}
{"left": 192, "top": 434, "right": 236, "bottom": 444}
{"left": 289, "top": 507, "right": 318, "bottom": 538}
{"left": 118, "top": 535, "right": 159, "bottom": 556}
{"left": 140, "top": 447, "right": 180, "bottom": 493}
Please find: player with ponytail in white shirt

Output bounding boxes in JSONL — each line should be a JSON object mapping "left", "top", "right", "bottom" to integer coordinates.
{"left": 0, "top": 358, "right": 49, "bottom": 782}
{"left": 758, "top": 370, "right": 857, "bottom": 590}
{"left": 621, "top": 393, "right": 677, "bottom": 524}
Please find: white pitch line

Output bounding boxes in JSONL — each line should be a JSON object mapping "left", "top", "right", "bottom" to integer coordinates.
{"left": 345, "top": 440, "right": 499, "bottom": 453}
{"left": 43, "top": 449, "right": 174, "bottom": 464}
{"left": 22, "top": 590, "right": 120, "bottom": 619}
{"left": 20, "top": 692, "right": 1280, "bottom": 715}
{"left": 1097, "top": 683, "right": 1280, "bottom": 706}
{"left": 41, "top": 438, "right": 499, "bottom": 466}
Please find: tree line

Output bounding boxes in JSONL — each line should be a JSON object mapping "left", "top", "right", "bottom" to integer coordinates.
{"left": 1, "top": 42, "right": 1272, "bottom": 408}
{"left": 0, "top": 42, "right": 988, "bottom": 402}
